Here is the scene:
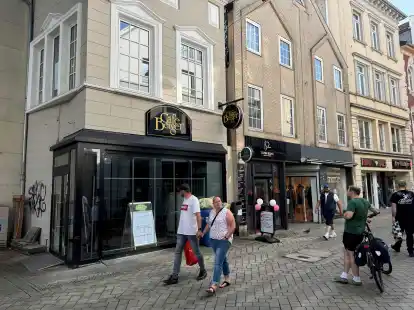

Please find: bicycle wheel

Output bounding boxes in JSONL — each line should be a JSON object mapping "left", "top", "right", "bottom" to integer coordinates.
{"left": 371, "top": 266, "right": 384, "bottom": 293}
{"left": 382, "top": 262, "right": 392, "bottom": 275}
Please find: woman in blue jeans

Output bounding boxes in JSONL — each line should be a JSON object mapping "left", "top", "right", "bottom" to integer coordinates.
{"left": 201, "top": 196, "right": 236, "bottom": 295}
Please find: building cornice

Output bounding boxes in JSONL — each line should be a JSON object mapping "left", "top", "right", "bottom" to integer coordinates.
{"left": 365, "top": 0, "right": 407, "bottom": 22}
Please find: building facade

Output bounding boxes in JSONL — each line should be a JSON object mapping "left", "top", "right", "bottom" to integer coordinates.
{"left": 325, "top": 0, "right": 412, "bottom": 208}
{"left": 23, "top": 0, "right": 229, "bottom": 266}
{"left": 0, "top": 1, "right": 28, "bottom": 210}
{"left": 226, "top": 0, "right": 353, "bottom": 233}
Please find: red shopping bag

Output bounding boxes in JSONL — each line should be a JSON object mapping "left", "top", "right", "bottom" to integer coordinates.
{"left": 184, "top": 240, "right": 198, "bottom": 266}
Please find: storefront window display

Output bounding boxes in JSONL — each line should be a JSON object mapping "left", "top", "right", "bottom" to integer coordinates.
{"left": 286, "top": 176, "right": 317, "bottom": 222}
{"left": 319, "top": 166, "right": 348, "bottom": 207}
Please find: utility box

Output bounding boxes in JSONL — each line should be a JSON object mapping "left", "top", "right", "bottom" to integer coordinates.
{"left": 0, "top": 206, "right": 9, "bottom": 248}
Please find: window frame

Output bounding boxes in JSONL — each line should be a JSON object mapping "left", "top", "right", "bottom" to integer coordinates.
{"left": 317, "top": 106, "right": 327, "bottom": 143}
{"left": 358, "top": 119, "right": 373, "bottom": 150}
{"left": 391, "top": 126, "right": 402, "bottom": 153}
{"left": 279, "top": 36, "right": 293, "bottom": 69}
{"left": 408, "top": 66, "right": 414, "bottom": 92}
{"left": 336, "top": 113, "right": 346, "bottom": 146}
{"left": 373, "top": 69, "right": 385, "bottom": 101}
{"left": 208, "top": 2, "right": 220, "bottom": 28}
{"left": 389, "top": 77, "right": 399, "bottom": 106}
{"left": 110, "top": 3, "right": 164, "bottom": 99}
{"left": 370, "top": 21, "right": 379, "bottom": 51}
{"left": 281, "top": 94, "right": 295, "bottom": 138}
{"left": 352, "top": 10, "right": 363, "bottom": 41}
{"left": 247, "top": 84, "right": 264, "bottom": 131}
{"left": 333, "top": 66, "right": 343, "bottom": 91}
{"left": 314, "top": 56, "right": 324, "bottom": 83}
{"left": 386, "top": 31, "right": 395, "bottom": 58}
{"left": 356, "top": 62, "right": 369, "bottom": 96}
{"left": 378, "top": 122, "right": 386, "bottom": 151}
{"left": 246, "top": 19, "right": 261, "bottom": 56}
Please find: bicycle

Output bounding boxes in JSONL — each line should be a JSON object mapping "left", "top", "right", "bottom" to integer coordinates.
{"left": 362, "top": 212, "right": 392, "bottom": 293}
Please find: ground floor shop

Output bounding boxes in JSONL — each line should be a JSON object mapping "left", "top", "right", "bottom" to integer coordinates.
{"left": 355, "top": 154, "right": 413, "bottom": 208}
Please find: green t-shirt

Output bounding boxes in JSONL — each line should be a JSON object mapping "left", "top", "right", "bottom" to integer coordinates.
{"left": 344, "top": 198, "right": 369, "bottom": 235}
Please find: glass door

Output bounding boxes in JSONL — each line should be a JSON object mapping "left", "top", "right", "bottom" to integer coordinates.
{"left": 254, "top": 178, "right": 271, "bottom": 231}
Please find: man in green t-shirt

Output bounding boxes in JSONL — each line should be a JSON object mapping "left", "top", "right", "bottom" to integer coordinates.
{"left": 335, "top": 186, "right": 370, "bottom": 285}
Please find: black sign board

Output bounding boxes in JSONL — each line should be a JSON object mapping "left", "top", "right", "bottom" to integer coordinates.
{"left": 360, "top": 158, "right": 386, "bottom": 168}
{"left": 392, "top": 159, "right": 411, "bottom": 170}
{"left": 145, "top": 105, "right": 191, "bottom": 140}
{"left": 222, "top": 104, "right": 243, "bottom": 129}
{"left": 240, "top": 147, "right": 253, "bottom": 163}
{"left": 237, "top": 164, "right": 246, "bottom": 224}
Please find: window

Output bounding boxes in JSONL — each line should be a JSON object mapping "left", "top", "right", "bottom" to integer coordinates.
{"left": 317, "top": 107, "right": 327, "bottom": 143}
{"left": 352, "top": 11, "right": 362, "bottom": 41}
{"left": 378, "top": 123, "right": 385, "bottom": 151}
{"left": 333, "top": 66, "right": 343, "bottom": 90}
{"left": 279, "top": 37, "right": 292, "bottom": 68}
{"left": 247, "top": 85, "right": 263, "bottom": 130}
{"left": 356, "top": 63, "right": 368, "bottom": 96}
{"left": 27, "top": 4, "right": 82, "bottom": 109}
{"left": 110, "top": 2, "right": 163, "bottom": 98}
{"left": 181, "top": 43, "right": 204, "bottom": 105}
{"left": 38, "top": 49, "right": 44, "bottom": 103}
{"left": 373, "top": 70, "right": 385, "bottom": 101}
{"left": 281, "top": 95, "right": 295, "bottom": 137}
{"left": 246, "top": 19, "right": 261, "bottom": 55}
{"left": 386, "top": 31, "right": 395, "bottom": 58}
{"left": 337, "top": 114, "right": 346, "bottom": 146}
{"left": 358, "top": 119, "right": 372, "bottom": 149}
{"left": 391, "top": 127, "right": 402, "bottom": 152}
{"left": 208, "top": 2, "right": 219, "bottom": 28}
{"left": 408, "top": 67, "right": 414, "bottom": 92}
{"left": 314, "top": 56, "right": 323, "bottom": 82}
{"left": 370, "top": 22, "right": 379, "bottom": 50}
{"left": 389, "top": 77, "right": 399, "bottom": 105}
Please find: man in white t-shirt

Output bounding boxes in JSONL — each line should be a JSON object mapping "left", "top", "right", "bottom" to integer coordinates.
{"left": 316, "top": 184, "right": 343, "bottom": 240}
{"left": 164, "top": 184, "right": 207, "bottom": 285}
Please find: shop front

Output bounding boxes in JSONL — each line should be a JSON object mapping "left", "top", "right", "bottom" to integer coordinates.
{"left": 49, "top": 105, "right": 227, "bottom": 266}
{"left": 356, "top": 155, "right": 413, "bottom": 208}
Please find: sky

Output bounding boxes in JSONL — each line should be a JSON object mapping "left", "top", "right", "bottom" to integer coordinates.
{"left": 389, "top": 0, "right": 414, "bottom": 16}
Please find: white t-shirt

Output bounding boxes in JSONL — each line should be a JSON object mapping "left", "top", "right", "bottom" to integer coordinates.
{"left": 177, "top": 195, "right": 200, "bottom": 235}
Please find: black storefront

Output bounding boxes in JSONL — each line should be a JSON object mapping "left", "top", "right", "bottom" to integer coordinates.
{"left": 49, "top": 105, "right": 227, "bottom": 266}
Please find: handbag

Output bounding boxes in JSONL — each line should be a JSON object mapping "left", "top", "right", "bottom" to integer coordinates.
{"left": 184, "top": 241, "right": 198, "bottom": 266}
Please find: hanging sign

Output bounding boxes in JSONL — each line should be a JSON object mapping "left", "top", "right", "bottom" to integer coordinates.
{"left": 129, "top": 202, "right": 157, "bottom": 247}
{"left": 222, "top": 104, "right": 243, "bottom": 129}
{"left": 240, "top": 146, "right": 253, "bottom": 163}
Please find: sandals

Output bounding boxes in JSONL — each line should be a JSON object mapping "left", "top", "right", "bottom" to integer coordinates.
{"left": 206, "top": 286, "right": 216, "bottom": 296}
{"left": 219, "top": 281, "right": 231, "bottom": 288}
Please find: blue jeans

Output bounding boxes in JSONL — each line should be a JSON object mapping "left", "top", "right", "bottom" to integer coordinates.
{"left": 210, "top": 239, "right": 231, "bottom": 285}
{"left": 172, "top": 234, "right": 205, "bottom": 276}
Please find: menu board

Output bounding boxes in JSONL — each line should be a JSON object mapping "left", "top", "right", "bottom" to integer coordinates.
{"left": 129, "top": 202, "right": 157, "bottom": 247}
{"left": 237, "top": 164, "right": 246, "bottom": 224}
{"left": 260, "top": 211, "right": 274, "bottom": 234}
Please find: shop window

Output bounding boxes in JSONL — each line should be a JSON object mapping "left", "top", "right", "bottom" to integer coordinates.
{"left": 191, "top": 161, "right": 222, "bottom": 199}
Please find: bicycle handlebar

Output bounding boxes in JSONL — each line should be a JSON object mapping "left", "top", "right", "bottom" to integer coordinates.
{"left": 367, "top": 211, "right": 380, "bottom": 219}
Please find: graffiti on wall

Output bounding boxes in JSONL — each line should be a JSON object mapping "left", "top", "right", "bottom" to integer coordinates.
{"left": 28, "top": 181, "right": 47, "bottom": 217}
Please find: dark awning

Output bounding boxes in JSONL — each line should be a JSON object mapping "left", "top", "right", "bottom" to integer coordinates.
{"left": 50, "top": 129, "right": 227, "bottom": 155}
{"left": 300, "top": 145, "right": 354, "bottom": 166}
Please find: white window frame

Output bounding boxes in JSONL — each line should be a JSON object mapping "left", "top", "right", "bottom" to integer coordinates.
{"left": 356, "top": 62, "right": 369, "bottom": 96}
{"left": 247, "top": 84, "right": 263, "bottom": 131}
{"left": 408, "top": 66, "right": 414, "bottom": 92}
{"left": 373, "top": 69, "right": 385, "bottom": 101}
{"left": 391, "top": 126, "right": 402, "bottom": 153}
{"left": 378, "top": 123, "right": 386, "bottom": 151}
{"left": 386, "top": 31, "right": 395, "bottom": 58}
{"left": 175, "top": 26, "right": 215, "bottom": 110}
{"left": 352, "top": 11, "right": 363, "bottom": 41}
{"left": 370, "top": 21, "right": 379, "bottom": 50}
{"left": 208, "top": 2, "right": 220, "bottom": 28}
{"left": 27, "top": 3, "right": 82, "bottom": 110}
{"left": 279, "top": 36, "right": 292, "bottom": 69}
{"left": 358, "top": 119, "right": 372, "bottom": 150}
{"left": 336, "top": 113, "right": 346, "bottom": 146}
{"left": 281, "top": 95, "right": 295, "bottom": 138}
{"left": 314, "top": 56, "right": 324, "bottom": 83}
{"left": 317, "top": 106, "right": 327, "bottom": 143}
{"left": 333, "top": 66, "right": 343, "bottom": 90}
{"left": 110, "top": 2, "right": 165, "bottom": 99}
{"left": 246, "top": 19, "right": 261, "bottom": 55}
{"left": 160, "top": 0, "right": 179, "bottom": 9}
{"left": 389, "top": 77, "right": 399, "bottom": 106}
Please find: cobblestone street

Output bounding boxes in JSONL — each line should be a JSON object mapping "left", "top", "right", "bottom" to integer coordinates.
{"left": 0, "top": 210, "right": 413, "bottom": 310}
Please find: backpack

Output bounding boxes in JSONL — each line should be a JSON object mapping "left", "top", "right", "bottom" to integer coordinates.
{"left": 354, "top": 241, "right": 369, "bottom": 267}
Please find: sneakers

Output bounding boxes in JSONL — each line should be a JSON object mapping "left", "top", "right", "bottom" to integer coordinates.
{"left": 197, "top": 269, "right": 207, "bottom": 281}
{"left": 391, "top": 244, "right": 401, "bottom": 252}
{"left": 323, "top": 232, "right": 330, "bottom": 240}
{"left": 163, "top": 275, "right": 178, "bottom": 285}
{"left": 334, "top": 276, "right": 348, "bottom": 284}
{"left": 329, "top": 231, "right": 337, "bottom": 238}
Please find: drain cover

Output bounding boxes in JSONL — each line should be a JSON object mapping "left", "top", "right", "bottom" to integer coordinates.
{"left": 298, "top": 249, "right": 331, "bottom": 258}
{"left": 285, "top": 253, "right": 323, "bottom": 262}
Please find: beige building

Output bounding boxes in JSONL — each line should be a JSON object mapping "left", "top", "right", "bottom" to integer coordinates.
{"left": 324, "top": 0, "right": 412, "bottom": 208}
{"left": 24, "top": 0, "right": 229, "bottom": 265}
{"left": 226, "top": 0, "right": 353, "bottom": 231}
{"left": 0, "top": 1, "right": 28, "bottom": 209}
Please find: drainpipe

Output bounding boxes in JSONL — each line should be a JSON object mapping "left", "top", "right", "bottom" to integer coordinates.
{"left": 21, "top": 0, "right": 35, "bottom": 197}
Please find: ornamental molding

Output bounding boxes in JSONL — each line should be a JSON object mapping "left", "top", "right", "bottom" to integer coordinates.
{"left": 365, "top": 0, "right": 406, "bottom": 22}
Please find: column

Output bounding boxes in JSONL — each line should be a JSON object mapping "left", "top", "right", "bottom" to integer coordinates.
{"left": 372, "top": 172, "right": 379, "bottom": 209}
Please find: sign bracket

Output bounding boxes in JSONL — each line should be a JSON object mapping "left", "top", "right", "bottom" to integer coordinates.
{"left": 218, "top": 98, "right": 244, "bottom": 110}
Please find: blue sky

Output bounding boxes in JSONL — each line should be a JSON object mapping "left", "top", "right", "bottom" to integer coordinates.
{"left": 390, "top": 0, "right": 414, "bottom": 16}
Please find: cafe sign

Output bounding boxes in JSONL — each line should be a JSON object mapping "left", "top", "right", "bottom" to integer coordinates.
{"left": 145, "top": 105, "right": 192, "bottom": 140}
{"left": 392, "top": 159, "right": 411, "bottom": 170}
{"left": 222, "top": 104, "right": 243, "bottom": 129}
{"left": 360, "top": 158, "right": 386, "bottom": 168}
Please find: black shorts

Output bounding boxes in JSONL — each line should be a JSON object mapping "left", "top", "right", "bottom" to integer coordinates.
{"left": 343, "top": 232, "right": 364, "bottom": 251}
{"left": 323, "top": 212, "right": 335, "bottom": 226}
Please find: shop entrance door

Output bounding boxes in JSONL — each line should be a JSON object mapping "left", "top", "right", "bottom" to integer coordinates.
{"left": 254, "top": 178, "right": 272, "bottom": 231}
{"left": 362, "top": 173, "right": 374, "bottom": 204}
{"left": 286, "top": 176, "right": 318, "bottom": 223}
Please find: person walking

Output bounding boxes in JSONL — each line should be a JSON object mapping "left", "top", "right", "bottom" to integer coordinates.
{"left": 390, "top": 180, "right": 414, "bottom": 257}
{"left": 315, "top": 184, "right": 343, "bottom": 240}
{"left": 164, "top": 184, "right": 207, "bottom": 285}
{"left": 335, "top": 186, "right": 370, "bottom": 285}
{"left": 202, "top": 196, "right": 236, "bottom": 295}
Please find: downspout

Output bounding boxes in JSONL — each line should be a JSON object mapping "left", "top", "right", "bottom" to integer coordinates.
{"left": 21, "top": 0, "right": 35, "bottom": 197}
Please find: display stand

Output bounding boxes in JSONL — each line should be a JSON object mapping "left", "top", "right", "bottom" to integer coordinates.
{"left": 126, "top": 202, "right": 157, "bottom": 249}
{"left": 255, "top": 202, "right": 280, "bottom": 244}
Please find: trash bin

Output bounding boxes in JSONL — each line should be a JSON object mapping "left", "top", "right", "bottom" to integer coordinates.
{"left": 200, "top": 209, "right": 211, "bottom": 247}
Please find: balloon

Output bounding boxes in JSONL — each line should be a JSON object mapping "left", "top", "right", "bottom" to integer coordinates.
{"left": 273, "top": 204, "right": 280, "bottom": 212}
{"left": 255, "top": 204, "right": 261, "bottom": 211}
{"left": 269, "top": 199, "right": 276, "bottom": 207}
{"left": 256, "top": 198, "right": 264, "bottom": 205}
